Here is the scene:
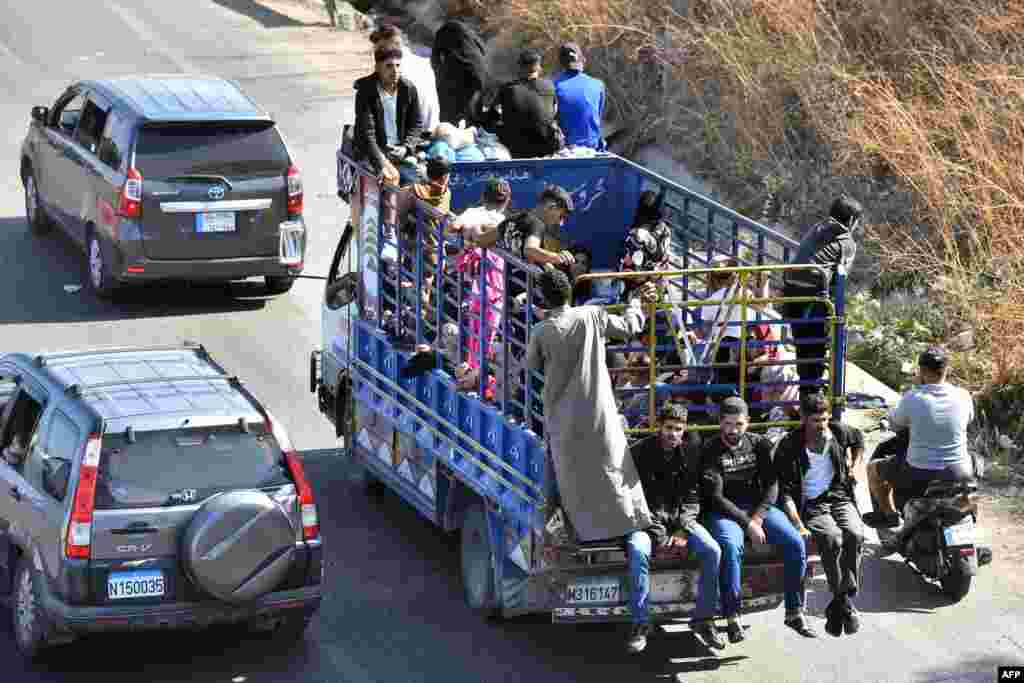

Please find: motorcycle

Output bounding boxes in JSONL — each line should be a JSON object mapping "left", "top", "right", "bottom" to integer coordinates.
{"left": 865, "top": 419, "right": 992, "bottom": 602}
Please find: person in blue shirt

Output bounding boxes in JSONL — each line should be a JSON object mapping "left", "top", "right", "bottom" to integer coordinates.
{"left": 553, "top": 42, "right": 607, "bottom": 151}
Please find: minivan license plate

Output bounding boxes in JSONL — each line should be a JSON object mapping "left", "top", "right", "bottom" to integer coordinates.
{"left": 196, "top": 211, "right": 236, "bottom": 233}
{"left": 566, "top": 577, "right": 620, "bottom": 604}
{"left": 108, "top": 570, "right": 165, "bottom": 600}
{"left": 944, "top": 518, "right": 976, "bottom": 546}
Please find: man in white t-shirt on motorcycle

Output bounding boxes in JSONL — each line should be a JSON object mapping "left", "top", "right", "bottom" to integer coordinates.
{"left": 864, "top": 345, "right": 975, "bottom": 529}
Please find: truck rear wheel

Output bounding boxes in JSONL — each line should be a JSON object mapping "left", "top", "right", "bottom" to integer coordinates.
{"left": 460, "top": 503, "right": 500, "bottom": 617}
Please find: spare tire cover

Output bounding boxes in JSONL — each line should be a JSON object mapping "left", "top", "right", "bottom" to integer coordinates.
{"left": 182, "top": 490, "right": 296, "bottom": 604}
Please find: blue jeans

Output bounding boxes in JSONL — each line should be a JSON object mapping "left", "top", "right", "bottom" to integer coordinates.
{"left": 626, "top": 526, "right": 723, "bottom": 625}
{"left": 398, "top": 162, "right": 419, "bottom": 186}
{"left": 708, "top": 505, "right": 807, "bottom": 617}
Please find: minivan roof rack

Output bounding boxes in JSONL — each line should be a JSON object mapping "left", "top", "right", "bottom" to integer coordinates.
{"left": 66, "top": 374, "right": 238, "bottom": 398}
{"left": 34, "top": 342, "right": 206, "bottom": 368}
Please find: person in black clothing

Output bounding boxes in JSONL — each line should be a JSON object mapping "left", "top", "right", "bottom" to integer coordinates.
{"left": 701, "top": 397, "right": 815, "bottom": 641}
{"left": 627, "top": 403, "right": 725, "bottom": 654}
{"left": 484, "top": 49, "right": 560, "bottom": 159}
{"left": 774, "top": 393, "right": 866, "bottom": 638}
{"left": 353, "top": 47, "right": 424, "bottom": 187}
{"left": 781, "top": 194, "right": 863, "bottom": 395}
{"left": 431, "top": 19, "right": 489, "bottom": 126}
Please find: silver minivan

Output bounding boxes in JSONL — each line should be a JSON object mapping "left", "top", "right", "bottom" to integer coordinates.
{"left": 20, "top": 76, "right": 307, "bottom": 299}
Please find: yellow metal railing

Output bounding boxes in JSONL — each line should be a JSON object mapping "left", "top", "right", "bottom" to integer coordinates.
{"left": 574, "top": 263, "right": 840, "bottom": 436}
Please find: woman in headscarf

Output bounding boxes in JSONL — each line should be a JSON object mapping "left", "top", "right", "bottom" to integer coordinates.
{"left": 431, "top": 19, "right": 489, "bottom": 125}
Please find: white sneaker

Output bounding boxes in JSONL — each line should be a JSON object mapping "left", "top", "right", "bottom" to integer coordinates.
{"left": 627, "top": 624, "right": 651, "bottom": 654}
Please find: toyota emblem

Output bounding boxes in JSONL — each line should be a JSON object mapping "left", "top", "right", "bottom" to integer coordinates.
{"left": 208, "top": 185, "right": 226, "bottom": 200}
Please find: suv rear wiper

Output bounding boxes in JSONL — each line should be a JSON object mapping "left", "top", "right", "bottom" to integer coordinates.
{"left": 165, "top": 174, "right": 233, "bottom": 190}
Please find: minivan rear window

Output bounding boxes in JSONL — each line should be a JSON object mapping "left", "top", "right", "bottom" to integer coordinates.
{"left": 134, "top": 123, "right": 290, "bottom": 179}
{"left": 94, "top": 425, "right": 291, "bottom": 510}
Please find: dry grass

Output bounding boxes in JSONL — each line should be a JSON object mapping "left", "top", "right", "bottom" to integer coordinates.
{"left": 458, "top": 0, "right": 1024, "bottom": 391}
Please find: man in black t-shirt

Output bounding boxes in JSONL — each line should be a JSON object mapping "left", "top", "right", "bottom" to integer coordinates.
{"left": 775, "top": 393, "right": 865, "bottom": 638}
{"left": 483, "top": 49, "right": 561, "bottom": 159}
{"left": 701, "top": 397, "right": 816, "bottom": 642}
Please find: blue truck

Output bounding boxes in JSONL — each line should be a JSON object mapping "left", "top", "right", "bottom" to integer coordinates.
{"left": 312, "top": 151, "right": 848, "bottom": 623}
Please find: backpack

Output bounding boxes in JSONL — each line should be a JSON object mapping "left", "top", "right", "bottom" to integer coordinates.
{"left": 497, "top": 211, "right": 533, "bottom": 260}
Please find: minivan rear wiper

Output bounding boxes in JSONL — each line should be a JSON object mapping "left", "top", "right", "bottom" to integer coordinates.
{"left": 165, "top": 174, "right": 233, "bottom": 190}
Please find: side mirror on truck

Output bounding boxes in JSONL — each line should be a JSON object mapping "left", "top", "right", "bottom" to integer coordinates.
{"left": 325, "top": 273, "right": 359, "bottom": 311}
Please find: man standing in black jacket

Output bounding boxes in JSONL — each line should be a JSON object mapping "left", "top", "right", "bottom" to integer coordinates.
{"left": 781, "top": 194, "right": 863, "bottom": 396}
{"left": 483, "top": 49, "right": 560, "bottom": 159}
{"left": 628, "top": 403, "right": 724, "bottom": 654}
{"left": 702, "top": 397, "right": 815, "bottom": 641}
{"left": 353, "top": 47, "right": 424, "bottom": 187}
{"left": 775, "top": 393, "right": 865, "bottom": 637}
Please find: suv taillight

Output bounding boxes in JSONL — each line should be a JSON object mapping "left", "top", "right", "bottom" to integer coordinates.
{"left": 66, "top": 433, "right": 102, "bottom": 559}
{"left": 286, "top": 165, "right": 302, "bottom": 215}
{"left": 117, "top": 167, "right": 143, "bottom": 219}
{"left": 264, "top": 413, "right": 318, "bottom": 540}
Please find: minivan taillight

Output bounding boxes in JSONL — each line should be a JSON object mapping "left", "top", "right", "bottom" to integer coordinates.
{"left": 286, "top": 165, "right": 302, "bottom": 215}
{"left": 264, "top": 412, "right": 319, "bottom": 540}
{"left": 284, "top": 450, "right": 319, "bottom": 540}
{"left": 117, "top": 168, "right": 143, "bottom": 219}
{"left": 66, "top": 433, "right": 102, "bottom": 559}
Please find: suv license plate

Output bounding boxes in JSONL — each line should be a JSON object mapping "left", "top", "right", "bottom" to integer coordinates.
{"left": 108, "top": 570, "right": 166, "bottom": 600}
{"left": 944, "top": 519, "right": 976, "bottom": 546}
{"left": 196, "top": 211, "right": 236, "bottom": 233}
{"left": 566, "top": 578, "right": 620, "bottom": 604}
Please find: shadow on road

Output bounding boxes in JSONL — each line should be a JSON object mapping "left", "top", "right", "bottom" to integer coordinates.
{"left": 211, "top": 0, "right": 331, "bottom": 28}
{"left": 0, "top": 217, "right": 271, "bottom": 324}
{"left": 914, "top": 655, "right": 1024, "bottom": 683}
{"left": 805, "top": 544, "right": 956, "bottom": 616}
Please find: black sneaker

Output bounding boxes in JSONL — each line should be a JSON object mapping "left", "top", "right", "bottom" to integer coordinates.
{"left": 726, "top": 620, "right": 746, "bottom": 643}
{"left": 842, "top": 600, "right": 861, "bottom": 635}
{"left": 627, "top": 624, "right": 651, "bottom": 654}
{"left": 824, "top": 599, "right": 844, "bottom": 638}
{"left": 692, "top": 619, "right": 727, "bottom": 650}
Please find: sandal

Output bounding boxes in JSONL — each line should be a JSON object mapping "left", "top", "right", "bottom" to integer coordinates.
{"left": 784, "top": 615, "right": 818, "bottom": 638}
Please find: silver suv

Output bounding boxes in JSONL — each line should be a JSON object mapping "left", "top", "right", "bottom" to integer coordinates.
{"left": 0, "top": 343, "right": 323, "bottom": 661}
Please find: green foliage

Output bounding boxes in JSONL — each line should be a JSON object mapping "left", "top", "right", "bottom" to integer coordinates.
{"left": 845, "top": 290, "right": 947, "bottom": 391}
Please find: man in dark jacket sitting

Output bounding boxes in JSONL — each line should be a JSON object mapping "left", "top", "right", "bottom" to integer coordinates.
{"left": 483, "top": 49, "right": 560, "bottom": 159}
{"left": 628, "top": 403, "right": 724, "bottom": 654}
{"left": 353, "top": 47, "right": 424, "bottom": 187}
{"left": 774, "top": 393, "right": 865, "bottom": 637}
{"left": 701, "top": 397, "right": 815, "bottom": 641}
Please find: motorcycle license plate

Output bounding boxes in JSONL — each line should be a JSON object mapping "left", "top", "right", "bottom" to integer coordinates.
{"left": 943, "top": 518, "right": 976, "bottom": 546}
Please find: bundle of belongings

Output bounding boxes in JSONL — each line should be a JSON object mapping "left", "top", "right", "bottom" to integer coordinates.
{"left": 423, "top": 122, "right": 511, "bottom": 166}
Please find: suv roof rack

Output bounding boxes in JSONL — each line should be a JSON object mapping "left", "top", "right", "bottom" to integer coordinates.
{"left": 66, "top": 374, "right": 238, "bottom": 398}
{"left": 34, "top": 342, "right": 207, "bottom": 368}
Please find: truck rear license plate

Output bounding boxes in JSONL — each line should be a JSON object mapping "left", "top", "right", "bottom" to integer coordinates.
{"left": 566, "top": 577, "right": 620, "bottom": 604}
{"left": 108, "top": 570, "right": 165, "bottom": 599}
{"left": 944, "top": 518, "right": 976, "bottom": 546}
{"left": 196, "top": 211, "right": 236, "bottom": 233}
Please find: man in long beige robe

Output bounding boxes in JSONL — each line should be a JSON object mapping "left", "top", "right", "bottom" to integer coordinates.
{"left": 526, "top": 266, "right": 656, "bottom": 542}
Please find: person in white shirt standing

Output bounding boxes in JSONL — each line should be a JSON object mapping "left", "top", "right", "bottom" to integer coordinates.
{"left": 775, "top": 394, "right": 866, "bottom": 638}
{"left": 370, "top": 24, "right": 440, "bottom": 134}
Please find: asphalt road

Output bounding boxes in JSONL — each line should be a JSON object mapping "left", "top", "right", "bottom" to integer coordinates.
{"left": 0, "top": 2, "right": 1022, "bottom": 681}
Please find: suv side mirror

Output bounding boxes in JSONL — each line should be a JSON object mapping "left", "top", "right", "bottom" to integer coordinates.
{"left": 31, "top": 106, "right": 48, "bottom": 124}
{"left": 43, "top": 459, "right": 71, "bottom": 501}
{"left": 325, "top": 272, "right": 359, "bottom": 311}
